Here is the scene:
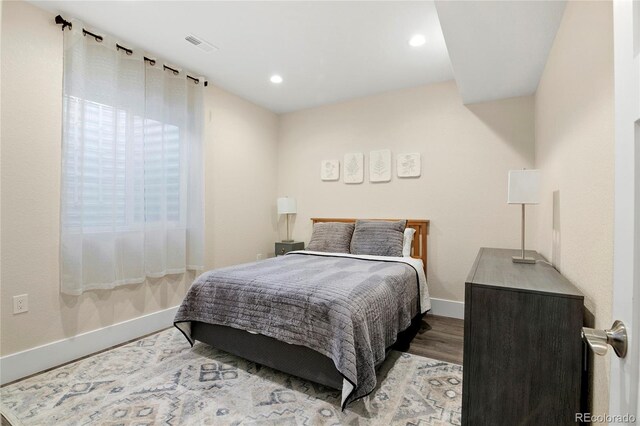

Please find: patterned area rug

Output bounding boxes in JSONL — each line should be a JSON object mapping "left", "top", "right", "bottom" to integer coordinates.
{"left": 1, "top": 328, "right": 462, "bottom": 425}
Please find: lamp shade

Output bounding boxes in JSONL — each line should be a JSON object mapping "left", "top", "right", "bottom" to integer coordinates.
{"left": 277, "top": 197, "right": 297, "bottom": 215}
{"left": 508, "top": 170, "right": 540, "bottom": 204}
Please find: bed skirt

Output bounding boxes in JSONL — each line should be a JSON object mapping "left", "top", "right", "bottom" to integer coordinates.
{"left": 189, "top": 312, "right": 425, "bottom": 392}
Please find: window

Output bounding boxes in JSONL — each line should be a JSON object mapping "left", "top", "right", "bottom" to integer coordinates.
{"left": 60, "top": 23, "right": 203, "bottom": 295}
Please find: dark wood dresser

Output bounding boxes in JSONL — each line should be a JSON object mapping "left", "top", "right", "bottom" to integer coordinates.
{"left": 462, "top": 247, "right": 585, "bottom": 426}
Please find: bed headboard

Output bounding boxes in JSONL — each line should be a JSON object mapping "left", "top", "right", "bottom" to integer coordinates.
{"left": 310, "top": 218, "right": 429, "bottom": 274}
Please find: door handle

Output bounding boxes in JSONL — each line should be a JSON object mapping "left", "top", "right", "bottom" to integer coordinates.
{"left": 581, "top": 320, "right": 627, "bottom": 358}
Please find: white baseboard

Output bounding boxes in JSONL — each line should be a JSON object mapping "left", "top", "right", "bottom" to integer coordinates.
{"left": 429, "top": 298, "right": 465, "bottom": 319}
{"left": 0, "top": 306, "right": 179, "bottom": 385}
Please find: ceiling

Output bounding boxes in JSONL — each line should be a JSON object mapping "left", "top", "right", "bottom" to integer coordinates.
{"left": 31, "top": 1, "right": 454, "bottom": 113}
{"left": 435, "top": 0, "right": 566, "bottom": 104}
{"left": 30, "top": 1, "right": 567, "bottom": 112}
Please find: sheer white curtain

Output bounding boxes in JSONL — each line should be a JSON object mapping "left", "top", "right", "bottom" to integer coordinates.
{"left": 61, "top": 22, "right": 204, "bottom": 295}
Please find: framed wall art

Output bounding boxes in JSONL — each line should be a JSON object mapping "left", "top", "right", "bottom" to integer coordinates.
{"left": 369, "top": 149, "right": 391, "bottom": 182}
{"left": 343, "top": 153, "right": 364, "bottom": 184}
{"left": 320, "top": 160, "right": 340, "bottom": 181}
{"left": 397, "top": 153, "right": 421, "bottom": 178}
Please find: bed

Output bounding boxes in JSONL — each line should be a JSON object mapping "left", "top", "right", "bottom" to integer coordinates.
{"left": 174, "top": 218, "right": 430, "bottom": 408}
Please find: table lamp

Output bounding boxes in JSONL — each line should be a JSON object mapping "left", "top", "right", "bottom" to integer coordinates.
{"left": 277, "top": 197, "right": 297, "bottom": 242}
{"left": 508, "top": 169, "right": 540, "bottom": 264}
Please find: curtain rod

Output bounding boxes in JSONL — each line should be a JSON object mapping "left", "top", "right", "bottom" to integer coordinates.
{"left": 54, "top": 15, "right": 208, "bottom": 87}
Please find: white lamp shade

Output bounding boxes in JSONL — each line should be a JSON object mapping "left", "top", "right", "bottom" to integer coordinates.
{"left": 277, "top": 197, "right": 297, "bottom": 214}
{"left": 508, "top": 170, "right": 541, "bottom": 204}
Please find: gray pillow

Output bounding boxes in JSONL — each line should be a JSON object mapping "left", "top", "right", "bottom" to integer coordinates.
{"left": 350, "top": 220, "right": 407, "bottom": 257}
{"left": 307, "top": 222, "right": 355, "bottom": 253}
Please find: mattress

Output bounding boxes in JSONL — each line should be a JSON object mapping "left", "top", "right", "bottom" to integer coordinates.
{"left": 174, "top": 251, "right": 430, "bottom": 407}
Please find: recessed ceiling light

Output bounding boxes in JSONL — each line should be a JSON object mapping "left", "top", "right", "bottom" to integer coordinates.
{"left": 270, "top": 75, "right": 283, "bottom": 84}
{"left": 409, "top": 34, "right": 426, "bottom": 47}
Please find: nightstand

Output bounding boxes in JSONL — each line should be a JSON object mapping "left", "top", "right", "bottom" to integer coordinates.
{"left": 275, "top": 241, "right": 304, "bottom": 256}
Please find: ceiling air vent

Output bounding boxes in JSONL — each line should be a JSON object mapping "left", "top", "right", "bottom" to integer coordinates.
{"left": 185, "top": 34, "right": 217, "bottom": 52}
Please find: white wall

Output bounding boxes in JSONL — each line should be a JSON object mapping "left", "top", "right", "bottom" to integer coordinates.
{"left": 277, "top": 81, "right": 535, "bottom": 302}
{"left": 0, "top": 0, "right": 279, "bottom": 357}
{"left": 534, "top": 0, "right": 614, "bottom": 417}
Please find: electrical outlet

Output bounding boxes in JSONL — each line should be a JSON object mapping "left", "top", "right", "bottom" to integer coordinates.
{"left": 256, "top": 253, "right": 264, "bottom": 260}
{"left": 13, "top": 294, "right": 28, "bottom": 314}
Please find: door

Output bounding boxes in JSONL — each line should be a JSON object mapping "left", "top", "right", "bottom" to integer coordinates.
{"left": 610, "top": 1, "right": 640, "bottom": 422}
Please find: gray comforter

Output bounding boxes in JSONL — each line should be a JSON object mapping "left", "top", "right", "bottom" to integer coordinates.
{"left": 174, "top": 252, "right": 421, "bottom": 407}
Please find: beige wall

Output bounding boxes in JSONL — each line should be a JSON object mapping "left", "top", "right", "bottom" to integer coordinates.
{"left": 0, "top": 0, "right": 279, "bottom": 356}
{"left": 534, "top": 0, "right": 614, "bottom": 416}
{"left": 204, "top": 85, "right": 279, "bottom": 269}
{"left": 277, "top": 81, "right": 535, "bottom": 302}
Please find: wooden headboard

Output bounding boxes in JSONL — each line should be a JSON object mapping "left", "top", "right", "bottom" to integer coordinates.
{"left": 310, "top": 218, "right": 429, "bottom": 274}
